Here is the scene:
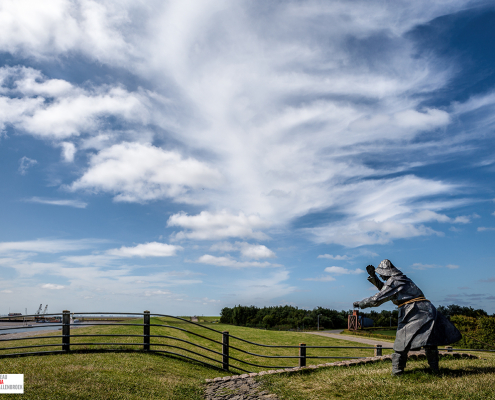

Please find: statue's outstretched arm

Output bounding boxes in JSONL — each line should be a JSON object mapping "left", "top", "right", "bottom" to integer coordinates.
{"left": 355, "top": 281, "right": 399, "bottom": 309}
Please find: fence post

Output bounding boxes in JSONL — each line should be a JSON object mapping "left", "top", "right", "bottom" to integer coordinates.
{"left": 143, "top": 311, "right": 150, "bottom": 351}
{"left": 222, "top": 331, "right": 229, "bottom": 371}
{"left": 62, "top": 310, "right": 70, "bottom": 352}
{"left": 299, "top": 343, "right": 306, "bottom": 367}
{"left": 374, "top": 344, "right": 382, "bottom": 357}
{"left": 446, "top": 346, "right": 453, "bottom": 352}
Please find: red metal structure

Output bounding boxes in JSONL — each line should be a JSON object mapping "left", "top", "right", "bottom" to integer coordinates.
{"left": 348, "top": 310, "right": 361, "bottom": 331}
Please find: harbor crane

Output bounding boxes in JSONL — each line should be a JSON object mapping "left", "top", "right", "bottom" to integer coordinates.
{"left": 42, "top": 305, "right": 48, "bottom": 315}
{"left": 35, "top": 304, "right": 42, "bottom": 315}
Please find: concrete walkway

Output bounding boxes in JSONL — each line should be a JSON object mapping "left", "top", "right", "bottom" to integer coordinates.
{"left": 304, "top": 330, "right": 395, "bottom": 348}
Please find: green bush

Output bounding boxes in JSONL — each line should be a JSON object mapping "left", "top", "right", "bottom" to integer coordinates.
{"left": 451, "top": 315, "right": 495, "bottom": 349}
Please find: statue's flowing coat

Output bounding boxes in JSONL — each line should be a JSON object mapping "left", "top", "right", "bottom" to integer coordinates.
{"left": 358, "top": 274, "right": 462, "bottom": 352}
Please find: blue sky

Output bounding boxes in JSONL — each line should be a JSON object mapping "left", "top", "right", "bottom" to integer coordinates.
{"left": 1, "top": 0, "right": 495, "bottom": 316}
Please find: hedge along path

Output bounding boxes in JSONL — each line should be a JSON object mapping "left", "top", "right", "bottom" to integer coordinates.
{"left": 204, "top": 352, "right": 479, "bottom": 400}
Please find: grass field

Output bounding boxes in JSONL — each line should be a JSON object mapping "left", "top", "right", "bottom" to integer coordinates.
{"left": 258, "top": 353, "right": 495, "bottom": 400}
{"left": 0, "top": 317, "right": 383, "bottom": 399}
{"left": 372, "top": 329, "right": 396, "bottom": 337}
{"left": 341, "top": 328, "right": 396, "bottom": 342}
{"left": 0, "top": 318, "right": 492, "bottom": 399}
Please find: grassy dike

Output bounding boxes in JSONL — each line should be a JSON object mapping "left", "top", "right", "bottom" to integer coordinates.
{"left": 258, "top": 353, "right": 495, "bottom": 400}
{"left": 0, "top": 317, "right": 382, "bottom": 399}
{"left": 1, "top": 318, "right": 492, "bottom": 399}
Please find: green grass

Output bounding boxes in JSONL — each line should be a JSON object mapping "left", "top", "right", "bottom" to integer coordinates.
{"left": 0, "top": 317, "right": 384, "bottom": 399}
{"left": 370, "top": 329, "right": 396, "bottom": 337}
{"left": 0, "top": 351, "right": 229, "bottom": 400}
{"left": 258, "top": 353, "right": 495, "bottom": 400}
{"left": 341, "top": 329, "right": 396, "bottom": 342}
{"left": 2, "top": 318, "right": 490, "bottom": 399}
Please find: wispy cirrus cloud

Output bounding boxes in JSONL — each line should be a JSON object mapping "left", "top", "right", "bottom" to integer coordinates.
{"left": 63, "top": 242, "right": 183, "bottom": 266}
{"left": 478, "top": 227, "right": 495, "bottom": 232}
{"left": 318, "top": 254, "right": 351, "bottom": 261}
{"left": 18, "top": 156, "right": 37, "bottom": 175}
{"left": 42, "top": 283, "right": 65, "bottom": 290}
{"left": 107, "top": 242, "right": 183, "bottom": 258}
{"left": 196, "top": 254, "right": 277, "bottom": 269}
{"left": 303, "top": 275, "right": 336, "bottom": 282}
{"left": 2, "top": 1, "right": 487, "bottom": 251}
{"left": 412, "top": 263, "right": 460, "bottom": 270}
{"left": 209, "top": 241, "right": 275, "bottom": 259}
{"left": 25, "top": 197, "right": 87, "bottom": 208}
{"left": 324, "top": 266, "right": 364, "bottom": 275}
{"left": 0, "top": 239, "right": 100, "bottom": 254}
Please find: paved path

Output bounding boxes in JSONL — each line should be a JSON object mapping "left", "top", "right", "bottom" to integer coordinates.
{"left": 304, "top": 330, "right": 394, "bottom": 348}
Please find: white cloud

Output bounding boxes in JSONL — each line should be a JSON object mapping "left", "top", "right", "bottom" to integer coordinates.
{"left": 209, "top": 242, "right": 237, "bottom": 253}
{"left": 71, "top": 142, "right": 222, "bottom": 203}
{"left": 196, "top": 254, "right": 276, "bottom": 269}
{"left": 209, "top": 241, "right": 275, "bottom": 259}
{"left": 478, "top": 227, "right": 495, "bottom": 232}
{"left": 18, "top": 156, "right": 37, "bottom": 175}
{"left": 306, "top": 175, "right": 459, "bottom": 246}
{"left": 0, "top": 0, "right": 130, "bottom": 62}
{"left": 412, "top": 263, "right": 460, "bottom": 270}
{"left": 412, "top": 263, "right": 437, "bottom": 270}
{"left": 61, "top": 142, "right": 76, "bottom": 162}
{"left": 407, "top": 211, "right": 474, "bottom": 225}
{"left": 201, "top": 297, "right": 220, "bottom": 304}
{"left": 0, "top": 0, "right": 489, "bottom": 313}
{"left": 168, "top": 211, "right": 271, "bottom": 241}
{"left": 107, "top": 242, "right": 183, "bottom": 258}
{"left": 42, "top": 283, "right": 65, "bottom": 290}
{"left": 303, "top": 276, "right": 336, "bottom": 282}
{"left": 63, "top": 242, "right": 182, "bottom": 265}
{"left": 0, "top": 239, "right": 98, "bottom": 254}
{"left": 317, "top": 254, "right": 351, "bottom": 260}
{"left": 0, "top": 67, "right": 150, "bottom": 141}
{"left": 1, "top": 289, "right": 13, "bottom": 293}
{"left": 324, "top": 266, "right": 364, "bottom": 275}
{"left": 144, "top": 290, "right": 171, "bottom": 296}
{"left": 238, "top": 243, "right": 275, "bottom": 259}
{"left": 25, "top": 197, "right": 87, "bottom": 208}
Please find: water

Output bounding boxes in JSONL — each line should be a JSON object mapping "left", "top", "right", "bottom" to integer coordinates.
{"left": 0, "top": 323, "right": 85, "bottom": 335}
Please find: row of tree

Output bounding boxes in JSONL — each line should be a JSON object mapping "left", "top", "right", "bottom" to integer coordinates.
{"left": 220, "top": 304, "right": 491, "bottom": 330}
{"left": 220, "top": 305, "right": 348, "bottom": 329}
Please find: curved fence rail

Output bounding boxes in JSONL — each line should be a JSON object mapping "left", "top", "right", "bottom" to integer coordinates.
{"left": 0, "top": 311, "right": 492, "bottom": 373}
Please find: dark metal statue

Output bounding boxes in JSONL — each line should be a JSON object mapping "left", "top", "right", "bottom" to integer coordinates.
{"left": 353, "top": 259, "right": 462, "bottom": 376}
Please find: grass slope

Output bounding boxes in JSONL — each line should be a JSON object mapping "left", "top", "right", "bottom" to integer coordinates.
{"left": 1, "top": 318, "right": 492, "bottom": 399}
{"left": 0, "top": 317, "right": 383, "bottom": 399}
{"left": 258, "top": 354, "right": 495, "bottom": 400}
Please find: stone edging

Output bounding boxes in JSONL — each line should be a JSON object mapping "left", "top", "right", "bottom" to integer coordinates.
{"left": 205, "top": 351, "right": 478, "bottom": 383}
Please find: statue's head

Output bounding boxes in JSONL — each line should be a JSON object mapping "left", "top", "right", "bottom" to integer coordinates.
{"left": 375, "top": 259, "right": 402, "bottom": 279}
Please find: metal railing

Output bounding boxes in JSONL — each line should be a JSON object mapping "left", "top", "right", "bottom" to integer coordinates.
{"left": 0, "top": 311, "right": 492, "bottom": 373}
